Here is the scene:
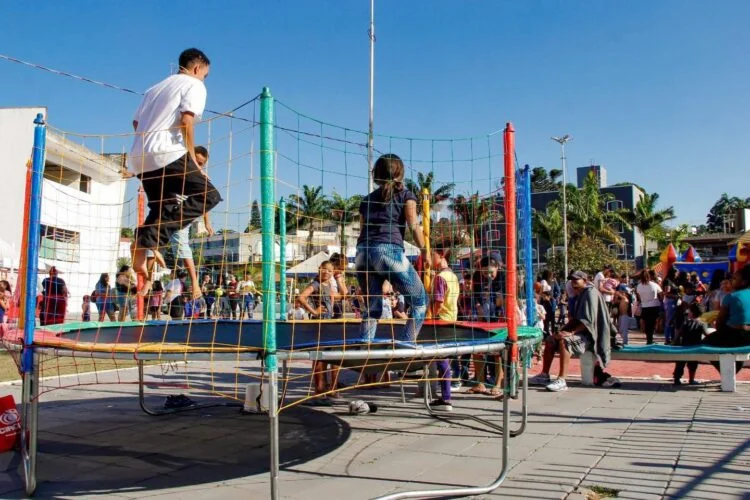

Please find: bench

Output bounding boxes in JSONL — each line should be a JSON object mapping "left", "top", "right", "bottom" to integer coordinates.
{"left": 579, "top": 345, "right": 750, "bottom": 392}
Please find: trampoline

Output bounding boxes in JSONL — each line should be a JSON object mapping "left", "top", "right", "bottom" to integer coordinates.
{"left": 8, "top": 100, "right": 541, "bottom": 500}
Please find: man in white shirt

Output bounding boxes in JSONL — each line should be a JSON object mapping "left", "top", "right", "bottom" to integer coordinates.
{"left": 129, "top": 48, "right": 222, "bottom": 296}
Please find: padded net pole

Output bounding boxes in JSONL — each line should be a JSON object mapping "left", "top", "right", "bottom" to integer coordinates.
{"left": 260, "top": 87, "right": 280, "bottom": 500}
{"left": 421, "top": 188, "right": 431, "bottom": 300}
{"left": 21, "top": 113, "right": 46, "bottom": 374}
{"left": 503, "top": 123, "right": 518, "bottom": 393}
{"left": 520, "top": 165, "right": 535, "bottom": 325}
{"left": 279, "top": 198, "right": 287, "bottom": 320}
{"left": 136, "top": 187, "right": 146, "bottom": 321}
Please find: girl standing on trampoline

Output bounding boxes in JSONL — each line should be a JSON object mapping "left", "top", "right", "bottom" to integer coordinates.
{"left": 356, "top": 154, "right": 429, "bottom": 342}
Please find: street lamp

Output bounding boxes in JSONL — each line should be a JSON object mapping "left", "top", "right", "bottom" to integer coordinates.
{"left": 551, "top": 135, "right": 572, "bottom": 281}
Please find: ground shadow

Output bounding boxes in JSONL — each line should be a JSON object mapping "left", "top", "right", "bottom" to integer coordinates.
{"left": 0, "top": 396, "right": 350, "bottom": 498}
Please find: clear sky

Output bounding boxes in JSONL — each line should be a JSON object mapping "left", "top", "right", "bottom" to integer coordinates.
{"left": 1, "top": 0, "right": 748, "bottom": 228}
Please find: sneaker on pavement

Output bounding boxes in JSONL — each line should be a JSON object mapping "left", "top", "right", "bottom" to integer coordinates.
{"left": 528, "top": 373, "right": 551, "bottom": 386}
{"left": 450, "top": 381, "right": 462, "bottom": 390}
{"left": 546, "top": 378, "right": 568, "bottom": 392}
{"left": 429, "top": 399, "right": 453, "bottom": 412}
{"left": 602, "top": 376, "right": 621, "bottom": 388}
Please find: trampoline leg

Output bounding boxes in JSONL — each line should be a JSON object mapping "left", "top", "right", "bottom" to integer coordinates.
{"left": 269, "top": 369, "right": 280, "bottom": 500}
{"left": 376, "top": 352, "right": 511, "bottom": 500}
{"left": 137, "top": 360, "right": 241, "bottom": 416}
{"left": 419, "top": 347, "right": 531, "bottom": 437}
{"left": 21, "top": 351, "right": 39, "bottom": 496}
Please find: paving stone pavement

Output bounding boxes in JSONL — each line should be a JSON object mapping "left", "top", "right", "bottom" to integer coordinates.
{"left": 0, "top": 361, "right": 748, "bottom": 499}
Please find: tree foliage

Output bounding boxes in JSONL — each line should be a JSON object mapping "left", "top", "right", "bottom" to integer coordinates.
{"left": 288, "top": 185, "right": 329, "bottom": 257}
{"left": 405, "top": 172, "right": 455, "bottom": 216}
{"left": 326, "top": 192, "right": 362, "bottom": 256}
{"left": 246, "top": 200, "right": 262, "bottom": 233}
{"left": 533, "top": 202, "right": 564, "bottom": 250}
{"left": 449, "top": 192, "right": 498, "bottom": 248}
{"left": 120, "top": 227, "right": 134, "bottom": 239}
{"left": 565, "top": 172, "right": 623, "bottom": 244}
{"left": 617, "top": 192, "right": 676, "bottom": 264}
{"left": 705, "top": 193, "right": 749, "bottom": 233}
{"left": 530, "top": 167, "right": 563, "bottom": 193}
{"left": 545, "top": 235, "right": 632, "bottom": 277}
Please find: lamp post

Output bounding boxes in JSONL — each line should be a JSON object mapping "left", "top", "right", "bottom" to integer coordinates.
{"left": 551, "top": 135, "right": 571, "bottom": 280}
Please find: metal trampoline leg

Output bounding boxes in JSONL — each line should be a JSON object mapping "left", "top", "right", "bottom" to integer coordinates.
{"left": 376, "top": 352, "right": 511, "bottom": 500}
{"left": 21, "top": 351, "right": 39, "bottom": 496}
{"left": 269, "top": 369, "right": 280, "bottom": 500}
{"left": 137, "top": 360, "right": 240, "bottom": 416}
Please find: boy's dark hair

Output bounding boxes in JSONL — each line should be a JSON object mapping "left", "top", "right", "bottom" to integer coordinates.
{"left": 179, "top": 48, "right": 210, "bottom": 70}
{"left": 479, "top": 256, "right": 499, "bottom": 268}
{"left": 194, "top": 145, "right": 209, "bottom": 158}
{"left": 177, "top": 269, "right": 188, "bottom": 280}
{"left": 433, "top": 247, "right": 451, "bottom": 260}
{"left": 688, "top": 302, "right": 704, "bottom": 318}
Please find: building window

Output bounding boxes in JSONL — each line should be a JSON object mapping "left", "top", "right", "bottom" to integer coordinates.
{"left": 44, "top": 161, "right": 91, "bottom": 193}
{"left": 608, "top": 243, "right": 625, "bottom": 257}
{"left": 606, "top": 200, "right": 623, "bottom": 212}
{"left": 39, "top": 225, "right": 80, "bottom": 262}
{"left": 79, "top": 174, "right": 91, "bottom": 194}
{"left": 485, "top": 229, "right": 501, "bottom": 243}
{"left": 613, "top": 222, "right": 624, "bottom": 234}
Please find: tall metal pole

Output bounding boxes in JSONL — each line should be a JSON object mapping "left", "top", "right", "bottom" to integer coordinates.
{"left": 367, "top": 0, "right": 375, "bottom": 193}
{"left": 551, "top": 135, "right": 571, "bottom": 280}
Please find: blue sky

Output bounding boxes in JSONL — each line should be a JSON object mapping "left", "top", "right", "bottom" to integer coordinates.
{"left": 1, "top": 0, "right": 748, "bottom": 228}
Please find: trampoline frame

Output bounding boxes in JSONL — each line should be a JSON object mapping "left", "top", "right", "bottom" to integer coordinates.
{"left": 11, "top": 335, "right": 539, "bottom": 499}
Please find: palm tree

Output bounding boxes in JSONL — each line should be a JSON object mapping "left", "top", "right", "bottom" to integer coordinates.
{"left": 287, "top": 185, "right": 329, "bottom": 257}
{"left": 405, "top": 171, "right": 455, "bottom": 217}
{"left": 530, "top": 167, "right": 563, "bottom": 193}
{"left": 564, "top": 173, "right": 622, "bottom": 244}
{"left": 327, "top": 192, "right": 363, "bottom": 257}
{"left": 449, "top": 192, "right": 497, "bottom": 249}
{"left": 533, "top": 202, "right": 564, "bottom": 254}
{"left": 618, "top": 192, "right": 676, "bottom": 265}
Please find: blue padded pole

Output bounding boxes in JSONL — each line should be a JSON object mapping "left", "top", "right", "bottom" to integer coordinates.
{"left": 521, "top": 165, "right": 535, "bottom": 326}
{"left": 22, "top": 114, "right": 46, "bottom": 374}
{"left": 279, "top": 198, "right": 287, "bottom": 320}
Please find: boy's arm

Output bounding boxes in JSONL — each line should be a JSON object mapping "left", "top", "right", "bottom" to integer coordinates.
{"left": 180, "top": 112, "right": 198, "bottom": 165}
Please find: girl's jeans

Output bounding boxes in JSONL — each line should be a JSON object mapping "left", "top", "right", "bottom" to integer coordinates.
{"left": 355, "top": 243, "right": 427, "bottom": 342}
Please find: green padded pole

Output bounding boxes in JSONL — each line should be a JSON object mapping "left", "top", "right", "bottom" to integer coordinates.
{"left": 279, "top": 198, "right": 287, "bottom": 320}
{"left": 260, "top": 87, "right": 277, "bottom": 371}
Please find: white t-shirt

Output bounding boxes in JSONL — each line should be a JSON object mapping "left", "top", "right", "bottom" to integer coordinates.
{"left": 636, "top": 282, "right": 662, "bottom": 308}
{"left": 165, "top": 279, "right": 184, "bottom": 303}
{"left": 129, "top": 74, "right": 207, "bottom": 173}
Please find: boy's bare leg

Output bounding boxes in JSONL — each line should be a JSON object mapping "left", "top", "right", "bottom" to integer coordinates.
{"left": 183, "top": 258, "right": 202, "bottom": 299}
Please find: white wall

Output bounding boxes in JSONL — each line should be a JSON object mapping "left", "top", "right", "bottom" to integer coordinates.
{"left": 0, "top": 108, "right": 126, "bottom": 316}
{"left": 0, "top": 108, "right": 46, "bottom": 265}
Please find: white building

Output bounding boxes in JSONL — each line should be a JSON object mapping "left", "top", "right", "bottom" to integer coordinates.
{"left": 0, "top": 108, "right": 127, "bottom": 316}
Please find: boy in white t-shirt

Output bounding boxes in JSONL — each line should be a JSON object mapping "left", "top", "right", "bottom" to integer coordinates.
{"left": 129, "top": 48, "right": 222, "bottom": 297}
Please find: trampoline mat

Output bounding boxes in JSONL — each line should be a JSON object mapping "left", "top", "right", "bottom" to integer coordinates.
{"left": 2, "top": 319, "right": 543, "bottom": 354}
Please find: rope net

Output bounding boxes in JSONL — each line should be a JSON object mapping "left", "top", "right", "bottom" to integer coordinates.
{"left": 1, "top": 90, "right": 536, "bottom": 412}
